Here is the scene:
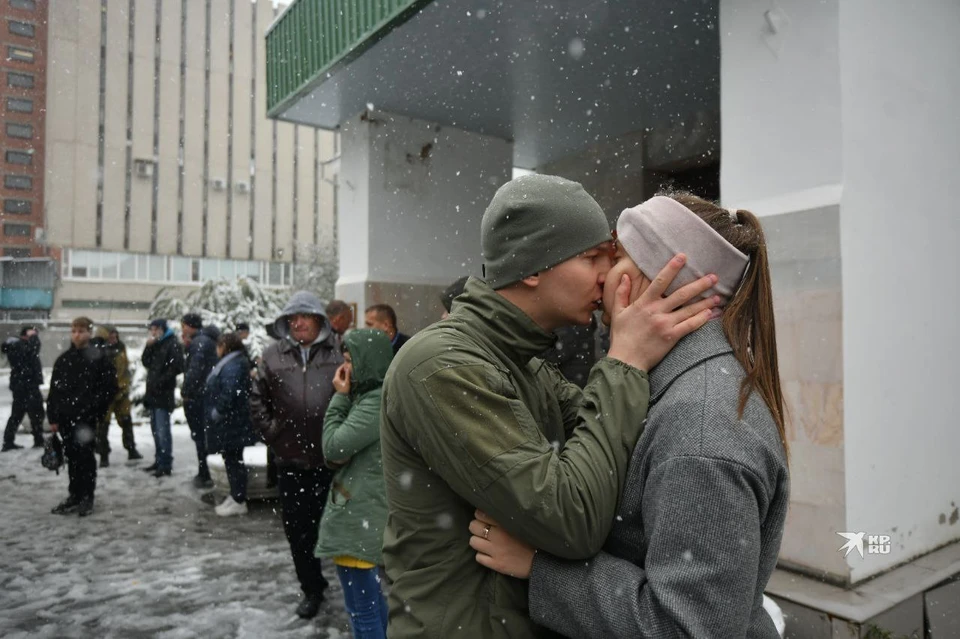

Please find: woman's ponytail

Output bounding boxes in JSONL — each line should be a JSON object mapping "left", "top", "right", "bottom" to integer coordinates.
{"left": 668, "top": 194, "right": 788, "bottom": 461}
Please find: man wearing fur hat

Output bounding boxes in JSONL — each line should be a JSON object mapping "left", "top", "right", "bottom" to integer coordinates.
{"left": 251, "top": 291, "right": 343, "bottom": 619}
{"left": 380, "top": 174, "right": 721, "bottom": 638}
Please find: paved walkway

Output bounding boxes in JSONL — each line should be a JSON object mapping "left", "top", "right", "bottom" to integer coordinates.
{"left": 0, "top": 396, "right": 352, "bottom": 639}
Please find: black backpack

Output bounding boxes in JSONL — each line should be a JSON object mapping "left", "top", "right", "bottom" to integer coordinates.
{"left": 41, "top": 434, "right": 64, "bottom": 475}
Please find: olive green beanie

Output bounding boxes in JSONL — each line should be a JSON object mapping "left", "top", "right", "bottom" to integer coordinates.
{"left": 481, "top": 174, "right": 611, "bottom": 289}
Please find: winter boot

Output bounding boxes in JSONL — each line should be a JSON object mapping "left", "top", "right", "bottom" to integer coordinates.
{"left": 127, "top": 448, "right": 143, "bottom": 460}
{"left": 52, "top": 495, "right": 82, "bottom": 515}
{"left": 99, "top": 454, "right": 110, "bottom": 468}
{"left": 1, "top": 442, "right": 23, "bottom": 452}
{"left": 192, "top": 474, "right": 215, "bottom": 490}
{"left": 77, "top": 498, "right": 95, "bottom": 517}
{"left": 295, "top": 593, "right": 324, "bottom": 619}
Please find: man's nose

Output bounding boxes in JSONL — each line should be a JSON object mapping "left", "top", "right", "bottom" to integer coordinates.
{"left": 597, "top": 257, "right": 612, "bottom": 284}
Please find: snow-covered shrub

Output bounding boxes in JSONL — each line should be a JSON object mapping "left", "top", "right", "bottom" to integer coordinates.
{"left": 128, "top": 277, "right": 288, "bottom": 418}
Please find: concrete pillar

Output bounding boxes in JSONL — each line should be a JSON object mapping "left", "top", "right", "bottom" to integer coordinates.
{"left": 720, "top": 0, "right": 960, "bottom": 586}
{"left": 335, "top": 111, "right": 512, "bottom": 334}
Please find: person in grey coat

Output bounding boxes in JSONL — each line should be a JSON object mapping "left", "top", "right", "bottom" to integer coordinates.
{"left": 469, "top": 193, "right": 790, "bottom": 638}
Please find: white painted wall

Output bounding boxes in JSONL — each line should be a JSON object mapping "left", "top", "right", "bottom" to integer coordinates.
{"left": 839, "top": 0, "right": 960, "bottom": 583}
{"left": 720, "top": 0, "right": 850, "bottom": 581}
{"left": 720, "top": 0, "right": 842, "bottom": 206}
{"left": 337, "top": 111, "right": 512, "bottom": 287}
{"left": 366, "top": 113, "right": 512, "bottom": 284}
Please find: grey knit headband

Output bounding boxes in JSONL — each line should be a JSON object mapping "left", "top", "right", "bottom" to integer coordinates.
{"left": 617, "top": 196, "right": 749, "bottom": 304}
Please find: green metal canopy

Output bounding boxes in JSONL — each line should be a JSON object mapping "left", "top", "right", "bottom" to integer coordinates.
{"left": 266, "top": 0, "right": 719, "bottom": 169}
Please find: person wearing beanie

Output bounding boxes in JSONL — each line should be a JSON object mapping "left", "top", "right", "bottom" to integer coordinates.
{"left": 48, "top": 317, "right": 117, "bottom": 517}
{"left": 380, "top": 174, "right": 722, "bottom": 638}
{"left": 470, "top": 193, "right": 791, "bottom": 639}
{"left": 141, "top": 318, "right": 183, "bottom": 478}
{"left": 180, "top": 312, "right": 221, "bottom": 489}
{"left": 250, "top": 290, "right": 342, "bottom": 619}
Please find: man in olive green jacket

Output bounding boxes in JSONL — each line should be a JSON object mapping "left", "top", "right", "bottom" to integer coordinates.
{"left": 381, "top": 174, "right": 720, "bottom": 638}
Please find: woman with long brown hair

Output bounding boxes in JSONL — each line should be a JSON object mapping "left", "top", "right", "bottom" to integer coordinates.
{"left": 468, "top": 193, "right": 790, "bottom": 638}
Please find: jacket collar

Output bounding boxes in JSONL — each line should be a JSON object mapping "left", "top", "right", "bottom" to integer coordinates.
{"left": 207, "top": 350, "right": 243, "bottom": 382}
{"left": 450, "top": 277, "right": 557, "bottom": 368}
{"left": 278, "top": 333, "right": 334, "bottom": 359}
{"left": 649, "top": 319, "right": 734, "bottom": 404}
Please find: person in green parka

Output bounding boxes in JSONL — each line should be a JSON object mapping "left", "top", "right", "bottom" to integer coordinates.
{"left": 315, "top": 328, "right": 393, "bottom": 639}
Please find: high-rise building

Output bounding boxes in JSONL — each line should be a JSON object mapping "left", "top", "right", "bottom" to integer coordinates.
{"left": 0, "top": 0, "right": 47, "bottom": 260}
{"left": 0, "top": 0, "right": 336, "bottom": 321}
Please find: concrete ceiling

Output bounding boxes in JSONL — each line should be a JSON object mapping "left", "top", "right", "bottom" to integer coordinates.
{"left": 275, "top": 0, "right": 719, "bottom": 169}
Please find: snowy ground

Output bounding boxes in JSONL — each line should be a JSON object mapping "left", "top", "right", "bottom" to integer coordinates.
{"left": 0, "top": 385, "right": 352, "bottom": 638}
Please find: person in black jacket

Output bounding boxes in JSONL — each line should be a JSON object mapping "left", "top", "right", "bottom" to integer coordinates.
{"left": 180, "top": 313, "right": 220, "bottom": 489}
{"left": 2, "top": 326, "right": 45, "bottom": 450}
{"left": 205, "top": 332, "right": 257, "bottom": 517}
{"left": 142, "top": 318, "right": 184, "bottom": 478}
{"left": 48, "top": 317, "right": 117, "bottom": 517}
{"left": 363, "top": 304, "right": 410, "bottom": 354}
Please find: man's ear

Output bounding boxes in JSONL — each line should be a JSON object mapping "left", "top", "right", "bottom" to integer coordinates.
{"left": 520, "top": 273, "right": 540, "bottom": 288}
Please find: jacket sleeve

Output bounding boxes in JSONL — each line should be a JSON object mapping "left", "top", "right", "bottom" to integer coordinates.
{"left": 214, "top": 361, "right": 249, "bottom": 419}
{"left": 528, "top": 455, "right": 767, "bottom": 639}
{"left": 97, "top": 356, "right": 118, "bottom": 417}
{"left": 322, "top": 390, "right": 382, "bottom": 463}
{"left": 152, "top": 342, "right": 183, "bottom": 390}
{"left": 46, "top": 359, "right": 64, "bottom": 424}
{"left": 391, "top": 356, "right": 649, "bottom": 559}
{"left": 538, "top": 361, "right": 583, "bottom": 437}
{"left": 250, "top": 354, "right": 279, "bottom": 443}
{"left": 182, "top": 342, "right": 201, "bottom": 397}
{"left": 141, "top": 342, "right": 156, "bottom": 368}
{"left": 116, "top": 349, "right": 130, "bottom": 392}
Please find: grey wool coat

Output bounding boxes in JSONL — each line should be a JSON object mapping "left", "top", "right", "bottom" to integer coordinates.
{"left": 528, "top": 320, "right": 790, "bottom": 639}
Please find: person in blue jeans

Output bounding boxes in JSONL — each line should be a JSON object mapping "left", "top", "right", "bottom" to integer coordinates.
{"left": 315, "top": 329, "right": 393, "bottom": 638}
{"left": 141, "top": 319, "right": 183, "bottom": 477}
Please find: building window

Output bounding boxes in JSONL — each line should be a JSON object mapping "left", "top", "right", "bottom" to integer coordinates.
{"left": 3, "top": 222, "right": 31, "bottom": 237}
{"left": 10, "top": 0, "right": 37, "bottom": 10}
{"left": 170, "top": 256, "right": 193, "bottom": 282}
{"left": 7, "top": 46, "right": 33, "bottom": 63}
{"left": 7, "top": 20, "right": 34, "bottom": 38}
{"left": 3, "top": 246, "right": 30, "bottom": 257}
{"left": 5, "top": 122, "right": 32, "bottom": 139}
{"left": 2, "top": 198, "right": 30, "bottom": 213}
{"left": 6, "top": 97, "right": 32, "bottom": 113}
{"left": 5, "top": 150, "right": 31, "bottom": 165}
{"left": 7, "top": 71, "right": 34, "bottom": 88}
{"left": 62, "top": 249, "right": 281, "bottom": 286}
{"left": 4, "top": 174, "right": 31, "bottom": 190}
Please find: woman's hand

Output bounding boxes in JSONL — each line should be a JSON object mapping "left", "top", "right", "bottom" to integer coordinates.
{"left": 468, "top": 509, "right": 536, "bottom": 579}
{"left": 332, "top": 363, "right": 351, "bottom": 394}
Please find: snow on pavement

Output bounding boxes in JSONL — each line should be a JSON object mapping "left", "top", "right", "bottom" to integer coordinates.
{"left": 0, "top": 419, "right": 352, "bottom": 638}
